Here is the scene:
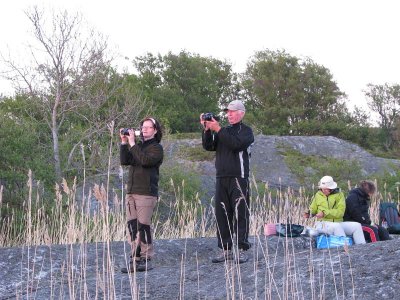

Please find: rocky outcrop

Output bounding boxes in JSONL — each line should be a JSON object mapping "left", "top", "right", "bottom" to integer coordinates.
{"left": 251, "top": 135, "right": 400, "bottom": 187}
{"left": 166, "top": 135, "right": 400, "bottom": 190}
{"left": 74, "top": 135, "right": 400, "bottom": 213}
{"left": 1, "top": 236, "right": 400, "bottom": 299}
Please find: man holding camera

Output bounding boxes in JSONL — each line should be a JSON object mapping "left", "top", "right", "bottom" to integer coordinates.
{"left": 200, "top": 100, "right": 254, "bottom": 264}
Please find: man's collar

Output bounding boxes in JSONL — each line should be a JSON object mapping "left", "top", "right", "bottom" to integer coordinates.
{"left": 229, "top": 121, "right": 243, "bottom": 127}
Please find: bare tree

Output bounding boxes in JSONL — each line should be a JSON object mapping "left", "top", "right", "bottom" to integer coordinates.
{"left": 2, "top": 7, "right": 146, "bottom": 180}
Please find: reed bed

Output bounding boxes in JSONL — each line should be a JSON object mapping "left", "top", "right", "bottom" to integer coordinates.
{"left": 0, "top": 174, "right": 315, "bottom": 247}
{"left": 0, "top": 172, "right": 393, "bottom": 299}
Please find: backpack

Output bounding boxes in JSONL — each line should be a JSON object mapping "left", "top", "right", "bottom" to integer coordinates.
{"left": 275, "top": 223, "right": 304, "bottom": 238}
{"left": 379, "top": 202, "right": 400, "bottom": 234}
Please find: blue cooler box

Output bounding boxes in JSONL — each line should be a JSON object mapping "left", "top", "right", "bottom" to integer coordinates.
{"left": 316, "top": 235, "right": 354, "bottom": 249}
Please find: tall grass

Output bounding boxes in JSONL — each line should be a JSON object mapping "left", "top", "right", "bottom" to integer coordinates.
{"left": 0, "top": 130, "right": 396, "bottom": 299}
{"left": 0, "top": 178, "right": 307, "bottom": 247}
{"left": 0, "top": 174, "right": 317, "bottom": 248}
{"left": 0, "top": 173, "right": 392, "bottom": 299}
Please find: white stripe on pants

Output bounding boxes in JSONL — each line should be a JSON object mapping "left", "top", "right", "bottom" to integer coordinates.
{"left": 315, "top": 221, "right": 366, "bottom": 244}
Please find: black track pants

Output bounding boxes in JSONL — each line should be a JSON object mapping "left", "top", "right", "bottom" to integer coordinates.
{"left": 363, "top": 224, "right": 391, "bottom": 242}
{"left": 215, "top": 177, "right": 251, "bottom": 251}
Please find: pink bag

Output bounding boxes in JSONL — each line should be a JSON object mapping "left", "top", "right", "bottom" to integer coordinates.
{"left": 264, "top": 223, "right": 277, "bottom": 236}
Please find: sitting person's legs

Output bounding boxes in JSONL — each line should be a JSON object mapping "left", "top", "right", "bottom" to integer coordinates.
{"left": 361, "top": 224, "right": 379, "bottom": 242}
{"left": 340, "top": 221, "right": 366, "bottom": 244}
{"left": 316, "top": 221, "right": 345, "bottom": 236}
{"left": 377, "top": 225, "right": 391, "bottom": 241}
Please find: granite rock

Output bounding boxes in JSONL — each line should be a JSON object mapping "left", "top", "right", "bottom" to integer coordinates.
{"left": 1, "top": 236, "right": 399, "bottom": 299}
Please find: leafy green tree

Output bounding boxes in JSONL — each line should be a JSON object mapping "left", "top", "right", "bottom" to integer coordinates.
{"left": 242, "top": 49, "right": 349, "bottom": 135}
{"left": 337, "top": 106, "right": 385, "bottom": 151}
{"left": 364, "top": 83, "right": 400, "bottom": 150}
{"left": 134, "top": 51, "right": 237, "bottom": 133}
{"left": 0, "top": 95, "right": 54, "bottom": 201}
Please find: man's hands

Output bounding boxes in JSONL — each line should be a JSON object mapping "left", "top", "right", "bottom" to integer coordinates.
{"left": 199, "top": 114, "right": 221, "bottom": 132}
{"left": 120, "top": 128, "right": 136, "bottom": 147}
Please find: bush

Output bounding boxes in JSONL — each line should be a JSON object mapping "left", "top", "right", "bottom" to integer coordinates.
{"left": 178, "top": 144, "right": 215, "bottom": 161}
{"left": 373, "top": 169, "right": 400, "bottom": 201}
{"left": 281, "top": 148, "right": 362, "bottom": 191}
{"left": 160, "top": 165, "right": 203, "bottom": 202}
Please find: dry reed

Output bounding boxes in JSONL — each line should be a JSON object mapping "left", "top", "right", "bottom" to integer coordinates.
{"left": 0, "top": 155, "right": 393, "bottom": 299}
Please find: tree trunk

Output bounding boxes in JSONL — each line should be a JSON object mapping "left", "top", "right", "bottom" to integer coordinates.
{"left": 52, "top": 95, "right": 62, "bottom": 181}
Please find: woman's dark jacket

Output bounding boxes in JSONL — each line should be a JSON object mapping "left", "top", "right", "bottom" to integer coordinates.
{"left": 343, "top": 188, "right": 371, "bottom": 225}
{"left": 120, "top": 138, "right": 163, "bottom": 197}
{"left": 202, "top": 121, "right": 254, "bottom": 179}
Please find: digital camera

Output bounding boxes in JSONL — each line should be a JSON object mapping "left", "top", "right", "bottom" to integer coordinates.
{"left": 121, "top": 128, "right": 141, "bottom": 136}
{"left": 201, "top": 112, "right": 220, "bottom": 121}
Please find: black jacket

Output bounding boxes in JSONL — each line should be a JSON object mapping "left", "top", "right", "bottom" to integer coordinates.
{"left": 120, "top": 138, "right": 163, "bottom": 197}
{"left": 343, "top": 188, "right": 371, "bottom": 225}
{"left": 202, "top": 121, "right": 254, "bottom": 178}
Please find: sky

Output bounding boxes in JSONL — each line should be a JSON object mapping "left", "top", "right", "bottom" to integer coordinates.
{"left": 1, "top": 0, "right": 399, "bottom": 111}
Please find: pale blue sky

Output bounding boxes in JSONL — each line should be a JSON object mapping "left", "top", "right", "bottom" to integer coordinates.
{"left": 1, "top": 0, "right": 399, "bottom": 112}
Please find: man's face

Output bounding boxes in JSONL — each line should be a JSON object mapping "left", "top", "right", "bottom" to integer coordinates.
{"left": 226, "top": 109, "right": 245, "bottom": 125}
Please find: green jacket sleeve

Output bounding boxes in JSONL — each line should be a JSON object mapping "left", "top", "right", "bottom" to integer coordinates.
{"left": 309, "top": 195, "right": 319, "bottom": 215}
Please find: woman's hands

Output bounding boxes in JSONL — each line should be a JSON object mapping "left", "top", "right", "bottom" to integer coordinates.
{"left": 303, "top": 211, "right": 324, "bottom": 219}
{"left": 120, "top": 128, "right": 128, "bottom": 144}
{"left": 120, "top": 128, "right": 136, "bottom": 147}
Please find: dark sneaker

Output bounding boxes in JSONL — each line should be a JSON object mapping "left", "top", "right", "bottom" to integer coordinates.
{"left": 121, "top": 261, "right": 136, "bottom": 273}
{"left": 136, "top": 258, "right": 153, "bottom": 272}
{"left": 236, "top": 250, "right": 248, "bottom": 264}
{"left": 212, "top": 250, "right": 233, "bottom": 263}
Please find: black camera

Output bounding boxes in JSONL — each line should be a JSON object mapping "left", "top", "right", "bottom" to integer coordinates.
{"left": 121, "top": 128, "right": 141, "bottom": 136}
{"left": 202, "top": 112, "right": 220, "bottom": 121}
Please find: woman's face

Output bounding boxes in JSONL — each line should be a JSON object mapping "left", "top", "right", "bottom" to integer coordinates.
{"left": 141, "top": 120, "right": 157, "bottom": 141}
{"left": 321, "top": 188, "right": 332, "bottom": 196}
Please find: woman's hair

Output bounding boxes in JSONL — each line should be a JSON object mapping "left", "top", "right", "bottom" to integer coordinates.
{"left": 358, "top": 180, "right": 376, "bottom": 195}
{"left": 140, "top": 116, "right": 162, "bottom": 143}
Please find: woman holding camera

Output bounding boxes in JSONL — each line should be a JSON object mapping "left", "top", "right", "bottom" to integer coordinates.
{"left": 304, "top": 175, "right": 366, "bottom": 245}
{"left": 119, "top": 117, "right": 163, "bottom": 273}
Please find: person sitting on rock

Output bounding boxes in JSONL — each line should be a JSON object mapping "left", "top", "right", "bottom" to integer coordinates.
{"left": 304, "top": 176, "right": 366, "bottom": 244}
{"left": 344, "top": 180, "right": 391, "bottom": 242}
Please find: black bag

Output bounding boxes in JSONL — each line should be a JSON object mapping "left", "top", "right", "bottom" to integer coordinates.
{"left": 276, "top": 223, "right": 304, "bottom": 237}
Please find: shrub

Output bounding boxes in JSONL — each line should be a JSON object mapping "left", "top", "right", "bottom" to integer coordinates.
{"left": 178, "top": 144, "right": 215, "bottom": 161}
{"left": 281, "top": 148, "right": 362, "bottom": 191}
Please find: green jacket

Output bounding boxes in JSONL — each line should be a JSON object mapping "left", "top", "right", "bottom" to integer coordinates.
{"left": 309, "top": 189, "right": 345, "bottom": 222}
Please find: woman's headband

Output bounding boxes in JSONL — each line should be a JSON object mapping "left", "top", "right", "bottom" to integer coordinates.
{"left": 142, "top": 117, "right": 157, "bottom": 128}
